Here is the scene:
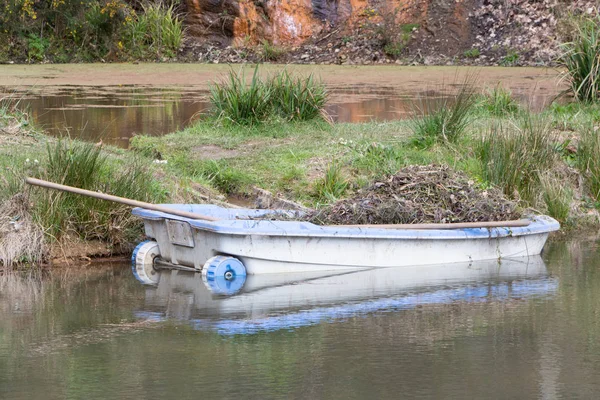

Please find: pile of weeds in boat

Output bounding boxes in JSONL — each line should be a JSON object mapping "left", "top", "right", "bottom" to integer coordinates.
{"left": 307, "top": 165, "right": 521, "bottom": 225}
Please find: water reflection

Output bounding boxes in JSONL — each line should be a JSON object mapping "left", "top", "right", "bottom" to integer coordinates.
{"left": 137, "top": 256, "right": 556, "bottom": 335}
{"left": 2, "top": 241, "right": 600, "bottom": 399}
{"left": 1, "top": 81, "right": 558, "bottom": 147}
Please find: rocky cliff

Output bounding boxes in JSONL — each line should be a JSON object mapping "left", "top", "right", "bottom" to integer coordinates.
{"left": 181, "top": 0, "right": 599, "bottom": 66}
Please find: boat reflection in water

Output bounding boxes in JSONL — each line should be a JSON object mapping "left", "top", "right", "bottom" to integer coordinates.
{"left": 135, "top": 256, "right": 557, "bottom": 335}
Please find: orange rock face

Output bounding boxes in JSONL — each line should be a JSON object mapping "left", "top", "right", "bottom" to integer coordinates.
{"left": 184, "top": 0, "right": 373, "bottom": 44}
{"left": 183, "top": 0, "right": 469, "bottom": 49}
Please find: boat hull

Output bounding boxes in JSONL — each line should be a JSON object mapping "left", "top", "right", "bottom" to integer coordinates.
{"left": 132, "top": 205, "right": 559, "bottom": 274}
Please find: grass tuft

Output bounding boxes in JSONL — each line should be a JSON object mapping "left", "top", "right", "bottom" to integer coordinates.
{"left": 209, "top": 67, "right": 328, "bottom": 125}
{"left": 313, "top": 162, "right": 348, "bottom": 203}
{"left": 477, "top": 114, "right": 557, "bottom": 203}
{"left": 561, "top": 17, "right": 600, "bottom": 103}
{"left": 410, "top": 78, "right": 478, "bottom": 148}
{"left": 209, "top": 67, "right": 272, "bottom": 126}
{"left": 260, "top": 40, "right": 286, "bottom": 62}
{"left": 541, "top": 174, "right": 572, "bottom": 223}
{"left": 577, "top": 124, "right": 600, "bottom": 201}
{"left": 478, "top": 85, "right": 521, "bottom": 117}
{"left": 270, "top": 71, "right": 328, "bottom": 121}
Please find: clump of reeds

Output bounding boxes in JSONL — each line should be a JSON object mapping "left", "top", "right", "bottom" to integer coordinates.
{"left": 122, "top": 2, "right": 184, "bottom": 58}
{"left": 478, "top": 85, "right": 521, "bottom": 117}
{"left": 209, "top": 67, "right": 328, "bottom": 125}
{"left": 576, "top": 124, "right": 600, "bottom": 200}
{"left": 541, "top": 174, "right": 572, "bottom": 223}
{"left": 270, "top": 71, "right": 328, "bottom": 121}
{"left": 260, "top": 40, "right": 286, "bottom": 62}
{"left": 0, "top": 97, "right": 32, "bottom": 137}
{"left": 410, "top": 78, "right": 478, "bottom": 148}
{"left": 561, "top": 17, "right": 600, "bottom": 103}
{"left": 209, "top": 67, "right": 273, "bottom": 125}
{"left": 477, "top": 114, "right": 557, "bottom": 203}
{"left": 38, "top": 139, "right": 166, "bottom": 245}
{"left": 0, "top": 139, "right": 167, "bottom": 267}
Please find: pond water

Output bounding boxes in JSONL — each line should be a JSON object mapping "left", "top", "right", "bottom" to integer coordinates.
{"left": 1, "top": 239, "right": 599, "bottom": 399}
{"left": 0, "top": 65, "right": 562, "bottom": 147}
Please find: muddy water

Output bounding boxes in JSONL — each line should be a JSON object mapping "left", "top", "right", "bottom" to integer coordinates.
{"left": 0, "top": 65, "right": 562, "bottom": 147}
{"left": 1, "top": 240, "right": 599, "bottom": 399}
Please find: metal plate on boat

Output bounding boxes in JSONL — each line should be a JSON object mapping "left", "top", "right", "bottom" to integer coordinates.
{"left": 165, "top": 220, "right": 194, "bottom": 247}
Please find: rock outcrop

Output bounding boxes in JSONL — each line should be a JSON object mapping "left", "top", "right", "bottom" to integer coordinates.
{"left": 181, "top": 0, "right": 600, "bottom": 66}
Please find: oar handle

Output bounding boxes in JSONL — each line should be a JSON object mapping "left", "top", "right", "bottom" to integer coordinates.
{"left": 25, "top": 177, "right": 531, "bottom": 230}
{"left": 25, "top": 177, "right": 219, "bottom": 222}
{"left": 335, "top": 219, "right": 531, "bottom": 230}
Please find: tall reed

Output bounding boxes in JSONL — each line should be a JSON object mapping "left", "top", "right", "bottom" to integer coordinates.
{"left": 209, "top": 67, "right": 328, "bottom": 125}
{"left": 270, "top": 71, "right": 328, "bottom": 121}
{"left": 410, "top": 78, "right": 478, "bottom": 148}
{"left": 577, "top": 124, "right": 600, "bottom": 200}
{"left": 209, "top": 67, "right": 272, "bottom": 125}
{"left": 561, "top": 17, "right": 600, "bottom": 103}
{"left": 479, "top": 85, "right": 520, "bottom": 117}
{"left": 477, "top": 114, "right": 557, "bottom": 203}
{"left": 32, "top": 139, "right": 165, "bottom": 247}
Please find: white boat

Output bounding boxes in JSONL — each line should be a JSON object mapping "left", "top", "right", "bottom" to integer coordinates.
{"left": 136, "top": 256, "right": 557, "bottom": 334}
{"left": 130, "top": 205, "right": 559, "bottom": 285}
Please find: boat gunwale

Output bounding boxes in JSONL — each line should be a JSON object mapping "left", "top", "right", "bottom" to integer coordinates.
{"left": 132, "top": 205, "right": 560, "bottom": 240}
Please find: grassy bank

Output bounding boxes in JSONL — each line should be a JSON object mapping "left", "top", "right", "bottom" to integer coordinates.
{"left": 4, "top": 65, "right": 600, "bottom": 267}
{"left": 0, "top": 100, "right": 225, "bottom": 267}
{"left": 129, "top": 88, "right": 600, "bottom": 227}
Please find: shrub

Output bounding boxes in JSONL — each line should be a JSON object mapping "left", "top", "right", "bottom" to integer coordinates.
{"left": 561, "top": 17, "right": 600, "bottom": 103}
{"left": 410, "top": 78, "right": 478, "bottom": 148}
{"left": 477, "top": 114, "right": 557, "bottom": 202}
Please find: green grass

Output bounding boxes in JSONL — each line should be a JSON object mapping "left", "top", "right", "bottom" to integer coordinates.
{"left": 121, "top": 3, "right": 184, "bottom": 59}
{"left": 476, "top": 115, "right": 557, "bottom": 203}
{"left": 208, "top": 67, "right": 328, "bottom": 125}
{"left": 577, "top": 124, "right": 600, "bottom": 201}
{"left": 463, "top": 48, "right": 480, "bottom": 59}
{"left": 209, "top": 67, "right": 273, "bottom": 125}
{"left": 561, "top": 17, "right": 600, "bottom": 103}
{"left": 313, "top": 162, "right": 349, "bottom": 203}
{"left": 410, "top": 79, "right": 478, "bottom": 148}
{"left": 541, "top": 174, "right": 572, "bottom": 223}
{"left": 477, "top": 85, "right": 521, "bottom": 117}
{"left": 270, "top": 71, "right": 328, "bottom": 121}
{"left": 260, "top": 40, "right": 286, "bottom": 62}
{"left": 28, "top": 139, "right": 167, "bottom": 245}
{"left": 130, "top": 120, "right": 417, "bottom": 203}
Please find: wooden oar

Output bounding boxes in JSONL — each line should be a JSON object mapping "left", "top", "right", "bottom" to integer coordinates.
{"left": 335, "top": 220, "right": 530, "bottom": 230}
{"left": 25, "top": 177, "right": 530, "bottom": 230}
{"left": 25, "top": 177, "right": 219, "bottom": 222}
